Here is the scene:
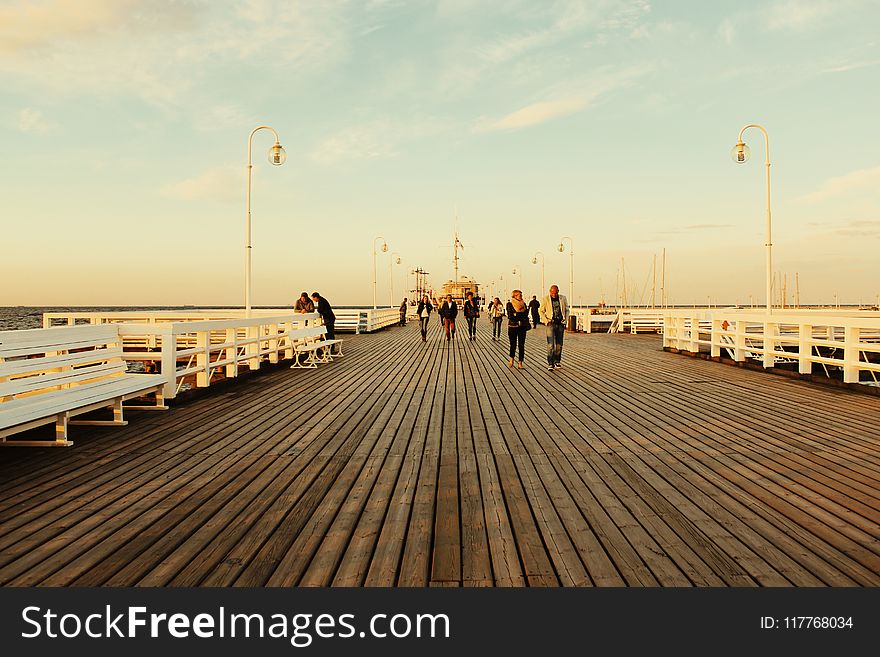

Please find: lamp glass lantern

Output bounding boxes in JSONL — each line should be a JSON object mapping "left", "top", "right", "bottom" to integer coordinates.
{"left": 269, "top": 143, "right": 287, "bottom": 166}
{"left": 731, "top": 141, "right": 750, "bottom": 164}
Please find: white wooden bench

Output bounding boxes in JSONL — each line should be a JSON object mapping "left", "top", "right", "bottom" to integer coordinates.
{"left": 289, "top": 327, "right": 344, "bottom": 369}
{"left": 0, "top": 324, "right": 167, "bottom": 447}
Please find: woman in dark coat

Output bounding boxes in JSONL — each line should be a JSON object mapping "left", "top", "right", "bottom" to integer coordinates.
{"left": 416, "top": 295, "right": 433, "bottom": 342}
{"left": 506, "top": 289, "right": 530, "bottom": 369}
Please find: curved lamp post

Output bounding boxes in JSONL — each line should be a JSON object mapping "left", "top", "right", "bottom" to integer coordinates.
{"left": 512, "top": 266, "right": 522, "bottom": 292}
{"left": 389, "top": 252, "right": 401, "bottom": 307}
{"left": 245, "top": 126, "right": 286, "bottom": 316}
{"left": 372, "top": 236, "right": 388, "bottom": 309}
{"left": 531, "top": 251, "right": 545, "bottom": 295}
{"left": 732, "top": 124, "right": 772, "bottom": 313}
{"left": 558, "top": 236, "right": 574, "bottom": 306}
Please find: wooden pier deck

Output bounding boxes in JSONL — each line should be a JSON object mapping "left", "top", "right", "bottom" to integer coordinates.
{"left": 1, "top": 322, "right": 879, "bottom": 587}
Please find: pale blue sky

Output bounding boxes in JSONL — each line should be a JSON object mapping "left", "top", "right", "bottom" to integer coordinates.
{"left": 2, "top": 0, "right": 879, "bottom": 306}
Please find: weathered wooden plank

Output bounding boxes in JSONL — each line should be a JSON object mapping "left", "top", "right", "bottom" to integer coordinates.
{"left": 1, "top": 324, "right": 878, "bottom": 589}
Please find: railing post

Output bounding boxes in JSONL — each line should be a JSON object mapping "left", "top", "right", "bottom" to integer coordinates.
{"left": 226, "top": 328, "right": 237, "bottom": 378}
{"left": 268, "top": 323, "right": 279, "bottom": 364}
{"left": 248, "top": 325, "right": 260, "bottom": 370}
{"left": 710, "top": 316, "right": 721, "bottom": 358}
{"left": 689, "top": 316, "right": 699, "bottom": 353}
{"left": 763, "top": 320, "right": 776, "bottom": 369}
{"left": 196, "top": 330, "right": 211, "bottom": 388}
{"left": 283, "top": 321, "right": 294, "bottom": 360}
{"left": 799, "top": 323, "right": 812, "bottom": 375}
{"left": 734, "top": 320, "right": 746, "bottom": 362}
{"left": 843, "top": 325, "right": 860, "bottom": 383}
{"left": 160, "top": 326, "right": 177, "bottom": 400}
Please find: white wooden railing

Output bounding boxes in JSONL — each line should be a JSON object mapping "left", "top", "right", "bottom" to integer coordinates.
{"left": 105, "top": 315, "right": 321, "bottom": 399}
{"left": 663, "top": 309, "right": 880, "bottom": 385}
{"left": 44, "top": 307, "right": 401, "bottom": 334}
{"left": 334, "top": 308, "right": 400, "bottom": 333}
{"left": 570, "top": 307, "right": 674, "bottom": 334}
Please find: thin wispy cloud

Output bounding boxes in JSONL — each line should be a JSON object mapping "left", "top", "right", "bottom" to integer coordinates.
{"left": 764, "top": 0, "right": 848, "bottom": 32}
{"left": 0, "top": 0, "right": 158, "bottom": 53}
{"left": 16, "top": 108, "right": 56, "bottom": 135}
{"left": 823, "top": 58, "right": 880, "bottom": 73}
{"left": 311, "top": 118, "right": 446, "bottom": 165}
{"left": 438, "top": 1, "right": 653, "bottom": 93}
{"left": 312, "top": 124, "right": 399, "bottom": 166}
{"left": 799, "top": 165, "right": 880, "bottom": 204}
{"left": 0, "top": 1, "right": 348, "bottom": 109}
{"left": 834, "top": 219, "right": 880, "bottom": 238}
{"left": 162, "top": 166, "right": 241, "bottom": 204}
{"left": 474, "top": 64, "right": 653, "bottom": 133}
{"left": 717, "top": 18, "right": 735, "bottom": 45}
{"left": 474, "top": 97, "right": 589, "bottom": 133}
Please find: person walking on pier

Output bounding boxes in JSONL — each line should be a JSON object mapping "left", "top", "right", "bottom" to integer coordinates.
{"left": 399, "top": 298, "right": 408, "bottom": 326}
{"left": 539, "top": 284, "right": 569, "bottom": 370}
{"left": 295, "top": 292, "right": 314, "bottom": 313}
{"left": 439, "top": 294, "right": 458, "bottom": 341}
{"left": 463, "top": 291, "right": 479, "bottom": 341}
{"left": 506, "top": 289, "right": 530, "bottom": 369}
{"left": 488, "top": 297, "right": 504, "bottom": 340}
{"left": 416, "top": 295, "right": 433, "bottom": 342}
{"left": 529, "top": 295, "right": 541, "bottom": 326}
{"left": 311, "top": 292, "right": 337, "bottom": 352}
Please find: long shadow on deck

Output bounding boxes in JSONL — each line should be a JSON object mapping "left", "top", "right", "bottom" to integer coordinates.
{"left": 1, "top": 322, "right": 879, "bottom": 586}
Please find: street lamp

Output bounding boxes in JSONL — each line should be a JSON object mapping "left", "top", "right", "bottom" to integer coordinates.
{"left": 512, "top": 266, "right": 522, "bottom": 292}
{"left": 245, "top": 125, "right": 286, "bottom": 316}
{"left": 372, "top": 236, "right": 388, "bottom": 309}
{"left": 732, "top": 124, "right": 772, "bottom": 314}
{"left": 558, "top": 237, "right": 574, "bottom": 306}
{"left": 531, "top": 251, "right": 545, "bottom": 295}
{"left": 389, "top": 252, "right": 401, "bottom": 306}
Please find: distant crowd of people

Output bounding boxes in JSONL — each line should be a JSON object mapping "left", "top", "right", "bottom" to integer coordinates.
{"left": 293, "top": 286, "right": 571, "bottom": 371}
{"left": 404, "top": 285, "right": 570, "bottom": 371}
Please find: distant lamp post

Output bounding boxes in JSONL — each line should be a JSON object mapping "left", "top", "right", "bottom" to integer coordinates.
{"left": 531, "top": 252, "right": 545, "bottom": 294}
{"left": 372, "top": 236, "right": 388, "bottom": 309}
{"left": 389, "top": 252, "right": 401, "bottom": 306}
{"left": 245, "top": 126, "right": 286, "bottom": 316}
{"left": 732, "top": 124, "right": 772, "bottom": 314}
{"left": 558, "top": 237, "right": 574, "bottom": 307}
{"left": 512, "top": 267, "right": 522, "bottom": 292}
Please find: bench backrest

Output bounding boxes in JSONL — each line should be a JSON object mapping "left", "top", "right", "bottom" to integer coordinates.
{"left": 0, "top": 324, "right": 127, "bottom": 402}
{"left": 291, "top": 326, "right": 327, "bottom": 342}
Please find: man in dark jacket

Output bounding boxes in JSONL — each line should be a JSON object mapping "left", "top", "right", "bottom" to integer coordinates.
{"left": 311, "top": 292, "right": 337, "bottom": 351}
{"left": 463, "top": 292, "right": 479, "bottom": 340}
{"left": 528, "top": 295, "right": 541, "bottom": 326}
{"left": 399, "top": 298, "right": 408, "bottom": 326}
{"left": 439, "top": 294, "right": 457, "bottom": 341}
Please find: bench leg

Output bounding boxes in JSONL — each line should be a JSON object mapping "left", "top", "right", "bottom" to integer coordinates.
{"left": 126, "top": 387, "right": 170, "bottom": 411}
{"left": 0, "top": 414, "right": 74, "bottom": 447}
{"left": 290, "top": 351, "right": 318, "bottom": 369}
{"left": 70, "top": 398, "right": 129, "bottom": 427}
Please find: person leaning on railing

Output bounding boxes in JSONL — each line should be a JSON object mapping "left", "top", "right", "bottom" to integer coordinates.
{"left": 311, "top": 292, "right": 337, "bottom": 353}
{"left": 295, "top": 291, "right": 314, "bottom": 313}
{"left": 399, "top": 298, "right": 408, "bottom": 326}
